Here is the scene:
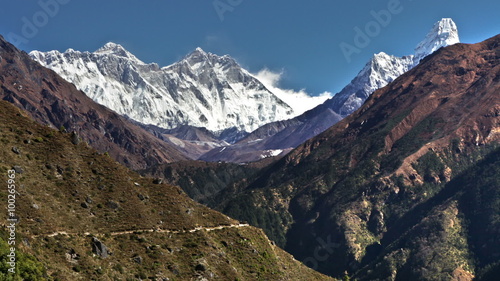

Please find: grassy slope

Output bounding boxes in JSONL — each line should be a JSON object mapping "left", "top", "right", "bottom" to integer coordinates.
{"left": 0, "top": 100, "right": 333, "bottom": 280}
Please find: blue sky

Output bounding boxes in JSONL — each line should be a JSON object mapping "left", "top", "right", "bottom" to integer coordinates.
{"left": 1, "top": 0, "right": 499, "bottom": 96}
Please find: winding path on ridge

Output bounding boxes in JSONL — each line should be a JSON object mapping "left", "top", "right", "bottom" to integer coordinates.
{"left": 28, "top": 223, "right": 251, "bottom": 239}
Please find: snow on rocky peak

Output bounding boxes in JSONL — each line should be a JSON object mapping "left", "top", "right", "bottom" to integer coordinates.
{"left": 328, "top": 52, "right": 414, "bottom": 116}
{"left": 328, "top": 18, "right": 460, "bottom": 117}
{"left": 93, "top": 42, "right": 145, "bottom": 63}
{"left": 96, "top": 42, "right": 126, "bottom": 53}
{"left": 30, "top": 45, "right": 295, "bottom": 141}
{"left": 414, "top": 18, "right": 460, "bottom": 63}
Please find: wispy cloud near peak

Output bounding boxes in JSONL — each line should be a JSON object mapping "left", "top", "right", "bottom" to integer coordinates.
{"left": 254, "top": 68, "right": 332, "bottom": 116}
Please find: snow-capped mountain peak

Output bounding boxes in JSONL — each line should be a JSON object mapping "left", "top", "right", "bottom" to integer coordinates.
{"left": 94, "top": 42, "right": 144, "bottom": 63}
{"left": 372, "top": 51, "right": 390, "bottom": 59}
{"left": 30, "top": 44, "right": 295, "bottom": 141}
{"left": 182, "top": 48, "right": 238, "bottom": 70}
{"left": 327, "top": 18, "right": 460, "bottom": 117}
{"left": 185, "top": 47, "right": 208, "bottom": 60}
{"left": 96, "top": 42, "right": 125, "bottom": 53}
{"left": 182, "top": 47, "right": 215, "bottom": 70}
{"left": 193, "top": 47, "right": 208, "bottom": 55}
{"left": 414, "top": 18, "right": 460, "bottom": 62}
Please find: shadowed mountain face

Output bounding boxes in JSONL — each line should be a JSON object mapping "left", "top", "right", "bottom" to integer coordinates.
{"left": 0, "top": 35, "right": 188, "bottom": 170}
{"left": 215, "top": 35, "right": 500, "bottom": 279}
{"left": 0, "top": 100, "right": 333, "bottom": 280}
{"left": 199, "top": 103, "right": 343, "bottom": 162}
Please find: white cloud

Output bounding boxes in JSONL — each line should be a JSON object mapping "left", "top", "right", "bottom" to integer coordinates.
{"left": 253, "top": 68, "right": 332, "bottom": 116}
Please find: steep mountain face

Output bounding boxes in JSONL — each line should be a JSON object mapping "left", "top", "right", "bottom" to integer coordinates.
{"left": 0, "top": 100, "right": 333, "bottom": 280}
{"left": 30, "top": 45, "right": 295, "bottom": 142}
{"left": 216, "top": 34, "right": 500, "bottom": 280}
{"left": 201, "top": 18, "right": 461, "bottom": 163}
{"left": 0, "top": 36, "right": 187, "bottom": 170}
{"left": 329, "top": 18, "right": 460, "bottom": 118}
{"left": 327, "top": 53, "right": 415, "bottom": 117}
{"left": 414, "top": 18, "right": 461, "bottom": 63}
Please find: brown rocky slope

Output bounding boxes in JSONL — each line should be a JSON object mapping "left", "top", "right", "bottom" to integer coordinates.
{"left": 0, "top": 35, "right": 188, "bottom": 170}
{"left": 216, "top": 34, "right": 500, "bottom": 280}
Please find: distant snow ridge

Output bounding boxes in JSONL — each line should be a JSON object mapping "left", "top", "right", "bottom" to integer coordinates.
{"left": 30, "top": 45, "right": 295, "bottom": 139}
{"left": 330, "top": 52, "right": 415, "bottom": 116}
{"left": 330, "top": 18, "right": 460, "bottom": 117}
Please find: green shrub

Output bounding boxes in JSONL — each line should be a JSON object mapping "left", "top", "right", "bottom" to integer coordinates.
{"left": 0, "top": 237, "right": 49, "bottom": 280}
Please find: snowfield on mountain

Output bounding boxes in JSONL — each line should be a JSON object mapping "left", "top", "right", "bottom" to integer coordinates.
{"left": 30, "top": 46, "right": 296, "bottom": 139}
